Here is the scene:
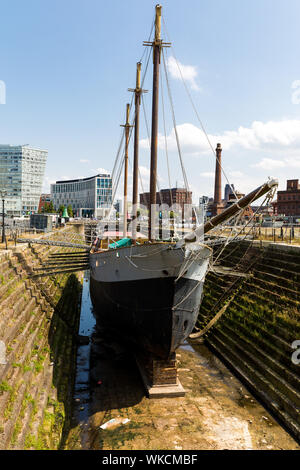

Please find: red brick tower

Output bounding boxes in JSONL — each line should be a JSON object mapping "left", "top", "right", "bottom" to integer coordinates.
{"left": 211, "top": 143, "right": 224, "bottom": 216}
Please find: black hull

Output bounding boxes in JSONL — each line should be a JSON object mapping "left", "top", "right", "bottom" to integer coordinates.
{"left": 90, "top": 274, "right": 202, "bottom": 360}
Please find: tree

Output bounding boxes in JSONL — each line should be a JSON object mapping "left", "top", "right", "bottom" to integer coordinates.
{"left": 48, "top": 201, "right": 54, "bottom": 213}
{"left": 58, "top": 205, "right": 65, "bottom": 215}
{"left": 67, "top": 205, "right": 73, "bottom": 217}
{"left": 42, "top": 202, "right": 49, "bottom": 213}
{"left": 42, "top": 201, "right": 54, "bottom": 213}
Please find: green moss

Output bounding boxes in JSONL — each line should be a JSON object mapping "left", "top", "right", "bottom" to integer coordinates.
{"left": 24, "top": 433, "right": 46, "bottom": 450}
{"left": 0, "top": 381, "right": 12, "bottom": 393}
{"left": 11, "top": 422, "right": 21, "bottom": 446}
{"left": 4, "top": 387, "right": 18, "bottom": 419}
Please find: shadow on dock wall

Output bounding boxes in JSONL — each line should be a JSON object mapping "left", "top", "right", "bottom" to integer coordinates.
{"left": 47, "top": 273, "right": 82, "bottom": 450}
{"left": 0, "top": 242, "right": 84, "bottom": 450}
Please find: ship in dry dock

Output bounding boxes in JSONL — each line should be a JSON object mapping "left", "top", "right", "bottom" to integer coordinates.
{"left": 89, "top": 4, "right": 278, "bottom": 360}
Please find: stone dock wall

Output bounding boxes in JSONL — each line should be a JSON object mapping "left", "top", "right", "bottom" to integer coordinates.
{"left": 197, "top": 240, "right": 300, "bottom": 441}
{"left": 0, "top": 242, "right": 84, "bottom": 449}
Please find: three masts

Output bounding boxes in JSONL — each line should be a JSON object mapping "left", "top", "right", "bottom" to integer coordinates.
{"left": 89, "top": 4, "right": 278, "bottom": 361}
{"left": 121, "top": 4, "right": 172, "bottom": 242}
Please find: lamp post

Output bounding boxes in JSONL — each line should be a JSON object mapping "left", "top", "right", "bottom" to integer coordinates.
{"left": 0, "top": 190, "right": 7, "bottom": 243}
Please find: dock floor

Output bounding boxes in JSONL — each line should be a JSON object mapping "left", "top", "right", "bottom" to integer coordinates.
{"left": 65, "top": 338, "right": 299, "bottom": 450}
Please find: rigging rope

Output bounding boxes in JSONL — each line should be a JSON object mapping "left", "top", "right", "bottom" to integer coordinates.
{"left": 161, "top": 15, "right": 239, "bottom": 202}
{"left": 141, "top": 92, "right": 163, "bottom": 205}
{"left": 162, "top": 48, "right": 189, "bottom": 193}
{"left": 160, "top": 67, "right": 173, "bottom": 207}
{"left": 107, "top": 43, "right": 154, "bottom": 220}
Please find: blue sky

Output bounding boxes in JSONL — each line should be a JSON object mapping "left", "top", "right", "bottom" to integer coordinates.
{"left": 1, "top": 0, "right": 300, "bottom": 202}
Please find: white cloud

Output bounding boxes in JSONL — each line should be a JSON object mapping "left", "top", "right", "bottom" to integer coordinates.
{"left": 91, "top": 167, "right": 110, "bottom": 175}
{"left": 167, "top": 56, "right": 201, "bottom": 91}
{"left": 252, "top": 158, "right": 285, "bottom": 170}
{"left": 140, "top": 119, "right": 300, "bottom": 157}
{"left": 284, "top": 156, "right": 300, "bottom": 168}
{"left": 138, "top": 165, "right": 164, "bottom": 192}
{"left": 43, "top": 176, "right": 56, "bottom": 192}
{"left": 229, "top": 171, "right": 245, "bottom": 178}
{"left": 80, "top": 159, "right": 90, "bottom": 163}
{"left": 200, "top": 172, "right": 214, "bottom": 178}
{"left": 252, "top": 156, "right": 300, "bottom": 170}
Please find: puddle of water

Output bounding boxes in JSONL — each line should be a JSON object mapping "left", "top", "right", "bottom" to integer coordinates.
{"left": 180, "top": 340, "right": 221, "bottom": 371}
{"left": 73, "top": 271, "right": 95, "bottom": 430}
{"left": 180, "top": 340, "right": 246, "bottom": 394}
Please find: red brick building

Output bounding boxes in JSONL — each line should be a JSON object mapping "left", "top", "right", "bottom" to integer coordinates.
{"left": 272, "top": 180, "right": 300, "bottom": 216}
{"left": 140, "top": 188, "right": 192, "bottom": 210}
{"left": 38, "top": 193, "right": 51, "bottom": 212}
{"left": 227, "top": 192, "right": 253, "bottom": 219}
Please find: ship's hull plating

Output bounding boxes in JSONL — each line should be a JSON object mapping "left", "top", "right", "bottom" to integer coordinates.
{"left": 89, "top": 242, "right": 211, "bottom": 359}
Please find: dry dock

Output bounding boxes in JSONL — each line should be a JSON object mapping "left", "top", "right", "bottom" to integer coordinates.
{"left": 0, "top": 231, "right": 299, "bottom": 450}
{"left": 66, "top": 335, "right": 299, "bottom": 450}
{"left": 65, "top": 268, "right": 299, "bottom": 451}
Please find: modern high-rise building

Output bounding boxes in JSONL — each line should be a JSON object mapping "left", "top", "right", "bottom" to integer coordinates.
{"left": 50, "top": 173, "right": 112, "bottom": 218}
{"left": 0, "top": 145, "right": 47, "bottom": 216}
{"left": 224, "top": 183, "right": 235, "bottom": 202}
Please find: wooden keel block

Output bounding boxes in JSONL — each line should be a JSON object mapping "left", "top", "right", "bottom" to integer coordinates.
{"left": 136, "top": 352, "right": 185, "bottom": 398}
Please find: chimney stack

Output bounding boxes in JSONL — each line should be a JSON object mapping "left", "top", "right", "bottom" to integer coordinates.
{"left": 214, "top": 143, "right": 222, "bottom": 205}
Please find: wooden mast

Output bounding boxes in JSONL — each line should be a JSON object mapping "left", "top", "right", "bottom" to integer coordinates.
{"left": 143, "top": 4, "right": 170, "bottom": 241}
{"left": 148, "top": 5, "right": 161, "bottom": 241}
{"left": 128, "top": 62, "right": 147, "bottom": 242}
{"left": 121, "top": 103, "right": 131, "bottom": 238}
{"left": 132, "top": 63, "right": 141, "bottom": 242}
{"left": 144, "top": 5, "right": 171, "bottom": 241}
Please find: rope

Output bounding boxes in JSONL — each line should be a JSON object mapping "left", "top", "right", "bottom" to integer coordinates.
{"left": 191, "top": 231, "right": 270, "bottom": 340}
{"left": 160, "top": 69, "right": 173, "bottom": 206}
{"left": 161, "top": 15, "right": 239, "bottom": 202}
{"left": 107, "top": 29, "right": 154, "bottom": 221}
{"left": 141, "top": 92, "right": 163, "bottom": 205}
{"left": 111, "top": 128, "right": 125, "bottom": 182}
{"left": 162, "top": 48, "right": 189, "bottom": 193}
{"left": 172, "top": 185, "right": 275, "bottom": 308}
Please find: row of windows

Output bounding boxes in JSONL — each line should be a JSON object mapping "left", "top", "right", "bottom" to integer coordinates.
{"left": 52, "top": 178, "right": 111, "bottom": 194}
{"left": 97, "top": 178, "right": 112, "bottom": 188}
{"left": 52, "top": 182, "right": 94, "bottom": 193}
{"left": 278, "top": 195, "right": 300, "bottom": 201}
{"left": 278, "top": 204, "right": 300, "bottom": 209}
{"left": 97, "top": 189, "right": 112, "bottom": 195}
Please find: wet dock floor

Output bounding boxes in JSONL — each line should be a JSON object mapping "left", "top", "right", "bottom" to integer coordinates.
{"left": 65, "top": 273, "right": 299, "bottom": 450}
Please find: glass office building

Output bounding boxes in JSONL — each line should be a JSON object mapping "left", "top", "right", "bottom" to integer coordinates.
{"left": 0, "top": 145, "right": 47, "bottom": 216}
{"left": 51, "top": 173, "right": 112, "bottom": 218}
